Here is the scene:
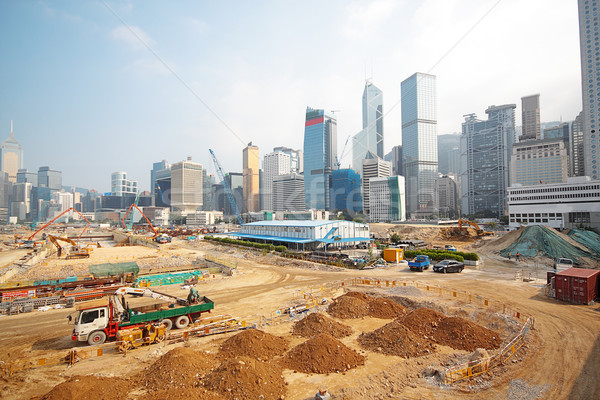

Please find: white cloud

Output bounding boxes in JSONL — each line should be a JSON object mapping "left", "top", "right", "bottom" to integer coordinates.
{"left": 341, "top": 0, "right": 399, "bottom": 39}
{"left": 110, "top": 25, "right": 154, "bottom": 50}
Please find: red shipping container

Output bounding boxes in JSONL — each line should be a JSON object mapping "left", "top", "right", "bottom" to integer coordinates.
{"left": 554, "top": 267, "right": 600, "bottom": 305}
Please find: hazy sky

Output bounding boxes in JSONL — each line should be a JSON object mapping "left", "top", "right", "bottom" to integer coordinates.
{"left": 0, "top": 0, "right": 582, "bottom": 192}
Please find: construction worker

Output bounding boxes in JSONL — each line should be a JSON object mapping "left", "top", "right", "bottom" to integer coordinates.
{"left": 508, "top": 252, "right": 512, "bottom": 260}
{"left": 315, "top": 388, "right": 331, "bottom": 400}
{"left": 515, "top": 252, "right": 521, "bottom": 261}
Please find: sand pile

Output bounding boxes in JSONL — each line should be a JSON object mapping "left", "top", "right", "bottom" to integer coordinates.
{"left": 368, "top": 297, "right": 408, "bottom": 319}
{"left": 399, "top": 308, "right": 445, "bottom": 337}
{"left": 292, "top": 313, "right": 353, "bottom": 338}
{"left": 138, "top": 388, "right": 225, "bottom": 400}
{"left": 358, "top": 321, "right": 436, "bottom": 358}
{"left": 136, "top": 347, "right": 217, "bottom": 391}
{"left": 327, "top": 295, "right": 370, "bottom": 319}
{"left": 341, "top": 291, "right": 374, "bottom": 302}
{"left": 433, "top": 317, "right": 502, "bottom": 351}
{"left": 203, "top": 357, "right": 286, "bottom": 400}
{"left": 37, "top": 376, "right": 132, "bottom": 400}
{"left": 218, "top": 329, "right": 288, "bottom": 361}
{"left": 281, "top": 334, "right": 365, "bottom": 374}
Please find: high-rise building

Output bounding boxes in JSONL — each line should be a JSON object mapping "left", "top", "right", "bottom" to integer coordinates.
{"left": 0, "top": 172, "right": 10, "bottom": 222}
{"left": 263, "top": 151, "right": 291, "bottom": 211}
{"left": 243, "top": 143, "right": 260, "bottom": 213}
{"left": 520, "top": 94, "right": 541, "bottom": 142}
{"left": 151, "top": 160, "right": 170, "bottom": 201}
{"left": 362, "top": 153, "right": 391, "bottom": 216}
{"left": 111, "top": 172, "right": 138, "bottom": 196}
{"left": 437, "top": 134, "right": 461, "bottom": 174}
{"left": 401, "top": 72, "right": 438, "bottom": 216}
{"left": 543, "top": 122, "right": 570, "bottom": 141}
{"left": 352, "top": 81, "right": 383, "bottom": 173}
{"left": 436, "top": 175, "right": 458, "bottom": 218}
{"left": 369, "top": 176, "right": 405, "bottom": 223}
{"left": 460, "top": 105, "right": 516, "bottom": 218}
{"left": 273, "top": 173, "right": 305, "bottom": 212}
{"left": 384, "top": 145, "right": 403, "bottom": 176}
{"left": 1, "top": 122, "right": 23, "bottom": 183}
{"left": 571, "top": 111, "right": 585, "bottom": 176}
{"left": 202, "top": 170, "right": 215, "bottom": 211}
{"left": 37, "top": 166, "right": 62, "bottom": 190}
{"left": 331, "top": 168, "right": 362, "bottom": 213}
{"left": 303, "top": 107, "right": 337, "bottom": 210}
{"left": 511, "top": 138, "right": 569, "bottom": 186}
{"left": 170, "top": 157, "right": 203, "bottom": 215}
{"left": 273, "top": 147, "right": 303, "bottom": 173}
{"left": 578, "top": 0, "right": 600, "bottom": 179}
{"left": 16, "top": 169, "right": 38, "bottom": 187}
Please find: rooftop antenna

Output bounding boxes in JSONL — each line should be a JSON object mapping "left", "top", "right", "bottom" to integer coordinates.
{"left": 10, "top": 120, "right": 13, "bottom": 137}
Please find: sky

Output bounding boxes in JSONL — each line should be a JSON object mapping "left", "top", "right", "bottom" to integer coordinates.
{"left": 0, "top": 0, "right": 582, "bottom": 193}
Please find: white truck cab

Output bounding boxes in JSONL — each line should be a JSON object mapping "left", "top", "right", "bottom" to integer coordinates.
{"left": 73, "top": 306, "right": 110, "bottom": 344}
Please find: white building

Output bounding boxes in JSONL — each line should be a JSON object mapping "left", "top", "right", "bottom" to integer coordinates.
{"left": 511, "top": 138, "right": 569, "bottom": 186}
{"left": 507, "top": 176, "right": 600, "bottom": 230}
{"left": 436, "top": 175, "right": 458, "bottom": 217}
{"left": 263, "top": 151, "right": 291, "bottom": 211}
{"left": 111, "top": 171, "right": 138, "bottom": 196}
{"left": 143, "top": 207, "right": 170, "bottom": 226}
{"left": 273, "top": 173, "right": 305, "bottom": 212}
{"left": 186, "top": 210, "right": 223, "bottom": 226}
{"left": 171, "top": 157, "right": 203, "bottom": 216}
{"left": 369, "top": 176, "right": 406, "bottom": 223}
{"left": 362, "top": 153, "right": 391, "bottom": 215}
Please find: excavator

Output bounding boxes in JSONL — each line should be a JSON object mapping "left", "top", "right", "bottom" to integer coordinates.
{"left": 457, "top": 219, "right": 494, "bottom": 237}
{"left": 47, "top": 235, "right": 94, "bottom": 259}
{"left": 120, "top": 204, "right": 159, "bottom": 238}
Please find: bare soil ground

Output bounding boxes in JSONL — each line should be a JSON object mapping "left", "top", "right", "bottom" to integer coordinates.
{"left": 0, "top": 227, "right": 598, "bottom": 399}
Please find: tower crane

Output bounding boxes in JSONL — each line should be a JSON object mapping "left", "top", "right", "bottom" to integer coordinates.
{"left": 209, "top": 149, "right": 243, "bottom": 225}
{"left": 335, "top": 135, "right": 351, "bottom": 168}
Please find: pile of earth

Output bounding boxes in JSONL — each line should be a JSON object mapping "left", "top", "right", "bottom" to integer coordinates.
{"left": 399, "top": 308, "right": 445, "bottom": 337}
{"left": 358, "top": 320, "right": 437, "bottom": 358}
{"left": 292, "top": 312, "right": 353, "bottom": 338}
{"left": 138, "top": 387, "right": 225, "bottom": 400}
{"left": 434, "top": 316, "right": 502, "bottom": 351}
{"left": 218, "top": 328, "right": 288, "bottom": 360}
{"left": 35, "top": 376, "right": 133, "bottom": 400}
{"left": 136, "top": 347, "right": 218, "bottom": 391}
{"left": 203, "top": 356, "right": 286, "bottom": 400}
{"left": 327, "top": 292, "right": 407, "bottom": 319}
{"left": 281, "top": 333, "right": 366, "bottom": 374}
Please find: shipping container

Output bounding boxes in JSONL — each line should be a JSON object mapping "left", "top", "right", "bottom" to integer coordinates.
{"left": 383, "top": 247, "right": 405, "bottom": 263}
{"left": 554, "top": 268, "right": 600, "bottom": 305}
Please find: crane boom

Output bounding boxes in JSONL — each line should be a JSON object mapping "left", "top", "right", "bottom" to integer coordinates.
{"left": 121, "top": 204, "right": 158, "bottom": 237}
{"left": 28, "top": 207, "right": 90, "bottom": 240}
{"left": 126, "top": 192, "right": 141, "bottom": 231}
{"left": 209, "top": 149, "right": 243, "bottom": 225}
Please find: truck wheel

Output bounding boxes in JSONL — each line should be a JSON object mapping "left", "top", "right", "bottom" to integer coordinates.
{"left": 88, "top": 331, "right": 107, "bottom": 345}
{"left": 175, "top": 315, "right": 190, "bottom": 329}
{"left": 160, "top": 319, "right": 173, "bottom": 331}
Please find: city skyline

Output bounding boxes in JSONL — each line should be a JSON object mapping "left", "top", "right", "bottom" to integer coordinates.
{"left": 0, "top": 1, "right": 582, "bottom": 191}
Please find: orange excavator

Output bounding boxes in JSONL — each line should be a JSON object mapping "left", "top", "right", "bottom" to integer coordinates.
{"left": 457, "top": 219, "right": 494, "bottom": 237}
{"left": 47, "top": 235, "right": 93, "bottom": 259}
{"left": 120, "top": 204, "right": 158, "bottom": 237}
{"left": 28, "top": 207, "right": 90, "bottom": 240}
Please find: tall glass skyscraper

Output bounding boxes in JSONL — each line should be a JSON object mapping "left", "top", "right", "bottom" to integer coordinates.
{"left": 401, "top": 73, "right": 438, "bottom": 216}
{"left": 331, "top": 168, "right": 362, "bottom": 213}
{"left": 352, "top": 81, "right": 383, "bottom": 174}
{"left": 1, "top": 122, "right": 23, "bottom": 183}
{"left": 303, "top": 107, "right": 337, "bottom": 210}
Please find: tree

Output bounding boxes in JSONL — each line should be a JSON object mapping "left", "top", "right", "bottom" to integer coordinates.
{"left": 390, "top": 233, "right": 401, "bottom": 244}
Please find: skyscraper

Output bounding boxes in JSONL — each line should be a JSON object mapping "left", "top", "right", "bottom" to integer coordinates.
{"left": 331, "top": 168, "right": 362, "bottom": 214}
{"left": 1, "top": 122, "right": 23, "bottom": 183}
{"left": 578, "top": 0, "right": 599, "bottom": 179}
{"left": 384, "top": 145, "right": 403, "bottom": 176}
{"left": 362, "top": 153, "right": 392, "bottom": 216}
{"left": 303, "top": 107, "right": 337, "bottom": 210}
{"left": 369, "top": 176, "right": 405, "bottom": 223}
{"left": 243, "top": 143, "right": 260, "bottom": 213}
{"left": 263, "top": 151, "right": 291, "bottom": 211}
{"left": 273, "top": 173, "right": 305, "bottom": 212}
{"left": 571, "top": 111, "right": 585, "bottom": 176}
{"left": 460, "top": 105, "right": 516, "bottom": 218}
{"left": 37, "top": 166, "right": 62, "bottom": 190}
{"left": 401, "top": 72, "right": 438, "bottom": 217}
{"left": 519, "top": 94, "right": 541, "bottom": 142}
{"left": 273, "top": 146, "right": 303, "bottom": 173}
{"left": 352, "top": 81, "right": 384, "bottom": 173}
{"left": 111, "top": 172, "right": 138, "bottom": 196}
{"left": 151, "top": 160, "right": 169, "bottom": 201}
{"left": 170, "top": 157, "right": 203, "bottom": 215}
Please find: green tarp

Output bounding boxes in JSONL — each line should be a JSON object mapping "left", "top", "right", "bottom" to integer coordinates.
{"left": 567, "top": 229, "right": 600, "bottom": 257}
{"left": 89, "top": 262, "right": 140, "bottom": 277}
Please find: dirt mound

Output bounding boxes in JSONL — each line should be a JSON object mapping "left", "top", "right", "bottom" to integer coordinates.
{"left": 138, "top": 388, "right": 226, "bottom": 400}
{"left": 434, "top": 317, "right": 502, "bottom": 351}
{"left": 368, "top": 297, "right": 408, "bottom": 319}
{"left": 327, "top": 295, "right": 370, "bottom": 319}
{"left": 218, "top": 328, "right": 288, "bottom": 360}
{"left": 340, "top": 291, "right": 374, "bottom": 302}
{"left": 292, "top": 313, "right": 353, "bottom": 338}
{"left": 203, "top": 357, "right": 286, "bottom": 400}
{"left": 38, "top": 376, "right": 132, "bottom": 400}
{"left": 438, "top": 226, "right": 479, "bottom": 241}
{"left": 399, "top": 308, "right": 445, "bottom": 337}
{"left": 281, "top": 334, "right": 366, "bottom": 374}
{"left": 137, "top": 347, "right": 217, "bottom": 391}
{"left": 358, "top": 320, "right": 436, "bottom": 358}
{"left": 475, "top": 227, "right": 524, "bottom": 251}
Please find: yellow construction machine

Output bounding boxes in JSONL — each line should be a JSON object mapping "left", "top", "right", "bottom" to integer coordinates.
{"left": 48, "top": 235, "right": 94, "bottom": 259}
{"left": 117, "top": 323, "right": 167, "bottom": 352}
{"left": 457, "top": 219, "right": 494, "bottom": 237}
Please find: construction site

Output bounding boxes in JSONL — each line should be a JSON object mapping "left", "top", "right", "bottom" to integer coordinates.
{"left": 0, "top": 221, "right": 599, "bottom": 400}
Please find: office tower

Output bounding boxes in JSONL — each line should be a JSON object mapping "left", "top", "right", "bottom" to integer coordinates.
{"left": 243, "top": 143, "right": 260, "bottom": 213}
{"left": 213, "top": 172, "right": 244, "bottom": 216}
{"left": 273, "top": 147, "right": 303, "bottom": 173}
{"left": 384, "top": 145, "right": 403, "bottom": 176}
{"left": 11, "top": 182, "right": 32, "bottom": 220}
{"left": 0, "top": 172, "right": 10, "bottom": 221}
{"left": 369, "top": 176, "right": 405, "bottom": 222}
{"left": 543, "top": 122, "right": 570, "bottom": 141}
{"left": 511, "top": 138, "right": 569, "bottom": 185}
{"left": 202, "top": 170, "right": 215, "bottom": 211}
{"left": 362, "top": 153, "right": 392, "bottom": 215}
{"left": 1, "top": 122, "right": 23, "bottom": 183}
{"left": 571, "top": 111, "right": 585, "bottom": 176}
{"left": 151, "top": 160, "right": 170, "bottom": 201}
{"left": 16, "top": 169, "right": 38, "bottom": 187}
{"left": 436, "top": 175, "right": 459, "bottom": 218}
{"left": 111, "top": 172, "right": 138, "bottom": 196}
{"left": 437, "top": 134, "right": 461, "bottom": 174}
{"left": 37, "top": 166, "right": 62, "bottom": 190}
{"left": 303, "top": 107, "right": 337, "bottom": 210}
{"left": 352, "top": 81, "right": 384, "bottom": 173}
{"left": 170, "top": 157, "right": 203, "bottom": 215}
{"left": 460, "top": 105, "right": 516, "bottom": 218}
{"left": 401, "top": 72, "right": 438, "bottom": 216}
{"left": 331, "top": 168, "right": 362, "bottom": 213}
{"left": 263, "top": 151, "right": 291, "bottom": 211}
{"left": 520, "top": 94, "right": 541, "bottom": 142}
{"left": 578, "top": 0, "right": 600, "bottom": 179}
{"left": 273, "top": 173, "right": 305, "bottom": 212}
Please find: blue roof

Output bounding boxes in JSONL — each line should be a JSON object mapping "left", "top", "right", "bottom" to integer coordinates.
{"left": 242, "top": 220, "right": 367, "bottom": 228}
{"left": 231, "top": 232, "right": 314, "bottom": 244}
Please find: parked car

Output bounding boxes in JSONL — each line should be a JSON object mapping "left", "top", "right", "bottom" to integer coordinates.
{"left": 433, "top": 259, "right": 464, "bottom": 273}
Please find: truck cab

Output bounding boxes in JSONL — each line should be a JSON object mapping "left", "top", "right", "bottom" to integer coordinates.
{"left": 72, "top": 305, "right": 111, "bottom": 345}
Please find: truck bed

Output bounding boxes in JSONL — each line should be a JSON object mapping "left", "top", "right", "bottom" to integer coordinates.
{"left": 121, "top": 296, "right": 214, "bottom": 327}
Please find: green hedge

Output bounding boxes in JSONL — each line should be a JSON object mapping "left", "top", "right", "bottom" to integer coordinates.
{"left": 204, "top": 236, "right": 285, "bottom": 253}
{"left": 404, "top": 249, "right": 464, "bottom": 262}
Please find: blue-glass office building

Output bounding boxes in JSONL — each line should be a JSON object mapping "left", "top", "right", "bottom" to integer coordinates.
{"left": 331, "top": 168, "right": 362, "bottom": 213}
{"left": 303, "top": 108, "right": 337, "bottom": 210}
